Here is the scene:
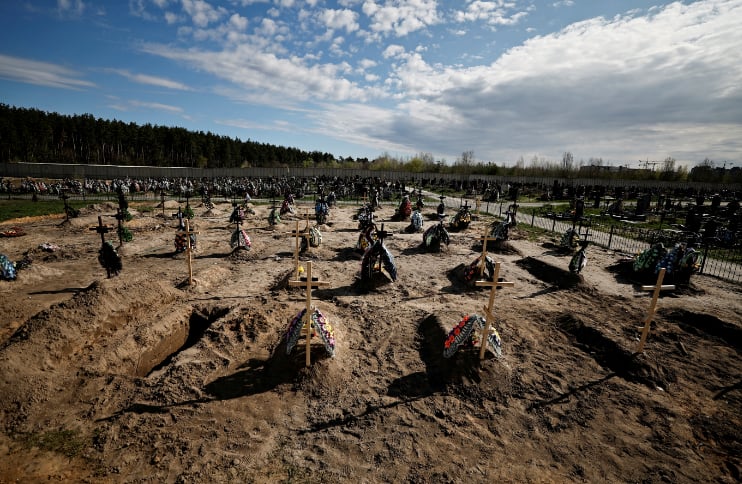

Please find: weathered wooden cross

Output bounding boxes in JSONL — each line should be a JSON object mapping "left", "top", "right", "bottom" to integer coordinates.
{"left": 475, "top": 261, "right": 515, "bottom": 360}
{"left": 176, "top": 219, "right": 199, "bottom": 286}
{"left": 477, "top": 229, "right": 498, "bottom": 278}
{"left": 636, "top": 268, "right": 675, "bottom": 353}
{"left": 288, "top": 261, "right": 330, "bottom": 367}
{"left": 89, "top": 216, "right": 113, "bottom": 244}
{"left": 287, "top": 220, "right": 311, "bottom": 279}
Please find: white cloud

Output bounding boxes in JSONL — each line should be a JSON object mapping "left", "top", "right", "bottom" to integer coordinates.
{"left": 130, "top": 100, "right": 184, "bottom": 113}
{"left": 319, "top": 8, "right": 359, "bottom": 33}
{"left": 142, "top": 42, "right": 374, "bottom": 105}
{"left": 229, "top": 13, "right": 248, "bottom": 30}
{"left": 452, "top": 0, "right": 529, "bottom": 27}
{"left": 182, "top": 0, "right": 227, "bottom": 28}
{"left": 382, "top": 44, "right": 405, "bottom": 58}
{"left": 164, "top": 11, "right": 182, "bottom": 24}
{"left": 107, "top": 69, "right": 193, "bottom": 90}
{"left": 362, "top": 0, "right": 440, "bottom": 37}
{"left": 0, "top": 54, "right": 95, "bottom": 90}
{"left": 309, "top": 0, "right": 742, "bottom": 164}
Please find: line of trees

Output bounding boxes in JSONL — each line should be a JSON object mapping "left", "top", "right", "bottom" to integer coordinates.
{"left": 0, "top": 104, "right": 350, "bottom": 169}
{"left": 1, "top": 104, "right": 739, "bottom": 184}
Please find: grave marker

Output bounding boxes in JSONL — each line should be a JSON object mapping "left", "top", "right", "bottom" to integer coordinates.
{"left": 477, "top": 230, "right": 497, "bottom": 278}
{"left": 287, "top": 220, "right": 311, "bottom": 279}
{"left": 60, "top": 191, "right": 73, "bottom": 222}
{"left": 636, "top": 268, "right": 675, "bottom": 353}
{"left": 176, "top": 219, "right": 199, "bottom": 286}
{"left": 89, "top": 216, "right": 120, "bottom": 278}
{"left": 89, "top": 215, "right": 112, "bottom": 244}
{"left": 113, "top": 208, "right": 132, "bottom": 246}
{"left": 475, "top": 261, "right": 514, "bottom": 360}
{"left": 288, "top": 262, "right": 330, "bottom": 366}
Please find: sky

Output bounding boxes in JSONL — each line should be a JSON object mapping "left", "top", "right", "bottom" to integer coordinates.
{"left": 1, "top": 0, "right": 741, "bottom": 169}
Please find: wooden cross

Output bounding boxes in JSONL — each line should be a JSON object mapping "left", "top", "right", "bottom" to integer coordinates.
{"left": 376, "top": 223, "right": 393, "bottom": 243}
{"left": 89, "top": 216, "right": 112, "bottom": 244}
{"left": 160, "top": 190, "right": 166, "bottom": 216}
{"left": 60, "top": 191, "right": 72, "bottom": 222}
{"left": 287, "top": 220, "right": 311, "bottom": 278}
{"left": 474, "top": 197, "right": 482, "bottom": 217}
{"left": 114, "top": 208, "right": 126, "bottom": 246}
{"left": 176, "top": 219, "right": 199, "bottom": 286}
{"left": 477, "top": 229, "right": 497, "bottom": 277}
{"left": 475, "top": 261, "right": 515, "bottom": 360}
{"left": 288, "top": 262, "right": 330, "bottom": 367}
{"left": 636, "top": 268, "right": 675, "bottom": 353}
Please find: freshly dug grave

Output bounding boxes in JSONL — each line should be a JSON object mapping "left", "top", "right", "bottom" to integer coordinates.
{"left": 0, "top": 201, "right": 740, "bottom": 483}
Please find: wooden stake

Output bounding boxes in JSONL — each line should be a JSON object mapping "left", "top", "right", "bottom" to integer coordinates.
{"left": 475, "top": 262, "right": 514, "bottom": 360}
{"left": 288, "top": 262, "right": 330, "bottom": 366}
{"left": 636, "top": 268, "right": 675, "bottom": 353}
{"left": 176, "top": 219, "right": 199, "bottom": 286}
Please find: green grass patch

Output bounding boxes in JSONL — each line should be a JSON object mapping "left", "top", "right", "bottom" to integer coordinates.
{"left": 0, "top": 199, "right": 87, "bottom": 223}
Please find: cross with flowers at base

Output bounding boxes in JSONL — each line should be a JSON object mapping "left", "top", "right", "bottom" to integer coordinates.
{"left": 288, "top": 261, "right": 330, "bottom": 367}
{"left": 475, "top": 261, "right": 514, "bottom": 360}
{"left": 477, "top": 229, "right": 498, "bottom": 278}
{"left": 176, "top": 219, "right": 198, "bottom": 286}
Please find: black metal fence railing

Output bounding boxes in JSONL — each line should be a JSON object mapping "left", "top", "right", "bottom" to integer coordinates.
{"left": 458, "top": 198, "right": 741, "bottom": 283}
{"left": 520, "top": 209, "right": 741, "bottom": 283}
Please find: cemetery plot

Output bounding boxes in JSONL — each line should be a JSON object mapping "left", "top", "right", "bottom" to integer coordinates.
{"left": 0, "top": 200, "right": 740, "bottom": 483}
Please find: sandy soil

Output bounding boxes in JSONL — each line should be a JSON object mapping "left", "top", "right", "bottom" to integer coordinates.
{"left": 0, "top": 199, "right": 740, "bottom": 483}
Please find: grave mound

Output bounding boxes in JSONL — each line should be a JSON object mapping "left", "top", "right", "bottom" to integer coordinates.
{"left": 413, "top": 314, "right": 512, "bottom": 397}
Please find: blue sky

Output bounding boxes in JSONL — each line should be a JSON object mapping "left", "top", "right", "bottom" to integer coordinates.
{"left": 1, "top": 0, "right": 740, "bottom": 168}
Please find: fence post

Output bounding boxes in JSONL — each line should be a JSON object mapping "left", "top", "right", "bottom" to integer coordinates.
{"left": 531, "top": 209, "right": 535, "bottom": 227}
{"left": 700, "top": 243, "right": 710, "bottom": 274}
{"left": 608, "top": 224, "right": 615, "bottom": 250}
{"left": 551, "top": 215, "right": 556, "bottom": 232}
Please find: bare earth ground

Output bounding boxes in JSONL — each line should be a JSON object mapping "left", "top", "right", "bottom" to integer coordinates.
{"left": 0, "top": 200, "right": 740, "bottom": 483}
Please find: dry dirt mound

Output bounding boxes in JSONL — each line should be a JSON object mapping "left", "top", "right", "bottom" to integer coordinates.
{"left": 0, "top": 203, "right": 740, "bottom": 483}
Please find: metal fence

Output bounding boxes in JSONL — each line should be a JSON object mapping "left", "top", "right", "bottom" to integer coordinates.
{"left": 526, "top": 209, "right": 740, "bottom": 283}
{"left": 445, "top": 197, "right": 741, "bottom": 283}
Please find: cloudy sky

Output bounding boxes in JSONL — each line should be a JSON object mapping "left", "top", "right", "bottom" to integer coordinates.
{"left": 1, "top": 0, "right": 740, "bottom": 168}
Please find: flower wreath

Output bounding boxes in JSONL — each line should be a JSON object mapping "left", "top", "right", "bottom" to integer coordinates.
{"left": 286, "top": 308, "right": 335, "bottom": 357}
{"left": 309, "top": 226, "right": 322, "bottom": 247}
{"left": 463, "top": 255, "right": 495, "bottom": 283}
{"left": 230, "top": 227, "right": 252, "bottom": 250}
{"left": 443, "top": 314, "right": 502, "bottom": 358}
